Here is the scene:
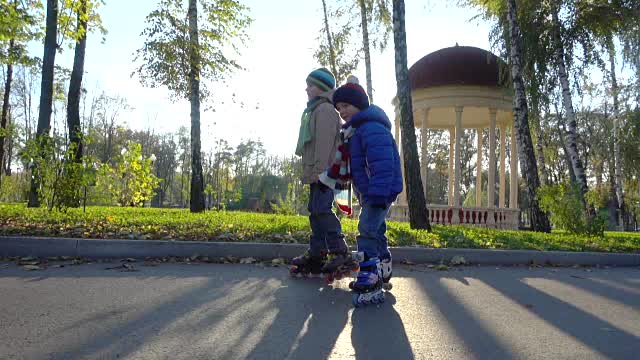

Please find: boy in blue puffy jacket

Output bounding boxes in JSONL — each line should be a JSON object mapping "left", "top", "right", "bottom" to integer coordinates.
{"left": 331, "top": 77, "right": 403, "bottom": 297}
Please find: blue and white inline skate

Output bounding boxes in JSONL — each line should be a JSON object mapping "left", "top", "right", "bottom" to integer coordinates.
{"left": 380, "top": 256, "right": 393, "bottom": 291}
{"left": 349, "top": 255, "right": 385, "bottom": 307}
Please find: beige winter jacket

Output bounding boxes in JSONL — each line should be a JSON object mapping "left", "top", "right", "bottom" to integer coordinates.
{"left": 301, "top": 91, "right": 342, "bottom": 184}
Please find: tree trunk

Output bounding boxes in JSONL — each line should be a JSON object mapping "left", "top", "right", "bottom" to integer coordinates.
{"left": 551, "top": 6, "right": 589, "bottom": 211}
{"left": 609, "top": 44, "right": 624, "bottom": 229}
{"left": 66, "top": 0, "right": 87, "bottom": 163}
{"left": 359, "top": 0, "right": 373, "bottom": 103}
{"left": 28, "top": 0, "right": 58, "bottom": 208}
{"left": 188, "top": 0, "right": 205, "bottom": 213}
{"left": 506, "top": 0, "right": 551, "bottom": 232}
{"left": 321, "top": 0, "right": 338, "bottom": 78}
{"left": 0, "top": 40, "right": 14, "bottom": 185}
{"left": 392, "top": 0, "right": 431, "bottom": 231}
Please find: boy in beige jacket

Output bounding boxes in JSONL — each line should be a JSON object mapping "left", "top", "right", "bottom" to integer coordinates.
{"left": 291, "top": 68, "right": 349, "bottom": 276}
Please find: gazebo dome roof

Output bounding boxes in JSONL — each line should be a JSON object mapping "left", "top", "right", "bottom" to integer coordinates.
{"left": 409, "top": 45, "right": 510, "bottom": 90}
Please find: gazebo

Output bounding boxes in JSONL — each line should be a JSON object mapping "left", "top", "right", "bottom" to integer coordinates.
{"left": 390, "top": 45, "right": 520, "bottom": 229}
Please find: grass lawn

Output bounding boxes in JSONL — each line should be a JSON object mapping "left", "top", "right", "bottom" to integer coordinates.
{"left": 1, "top": 203, "right": 639, "bottom": 253}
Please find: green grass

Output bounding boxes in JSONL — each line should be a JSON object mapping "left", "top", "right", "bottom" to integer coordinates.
{"left": 1, "top": 203, "right": 639, "bottom": 253}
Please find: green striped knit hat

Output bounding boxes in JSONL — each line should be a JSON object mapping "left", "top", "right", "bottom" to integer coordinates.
{"left": 306, "top": 68, "right": 336, "bottom": 92}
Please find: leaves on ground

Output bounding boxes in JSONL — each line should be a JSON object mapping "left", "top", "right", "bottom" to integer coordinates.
{"left": 450, "top": 255, "right": 467, "bottom": 266}
{"left": 2, "top": 204, "right": 639, "bottom": 253}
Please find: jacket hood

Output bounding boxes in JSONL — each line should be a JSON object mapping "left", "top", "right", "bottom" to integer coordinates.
{"left": 343, "top": 105, "right": 391, "bottom": 130}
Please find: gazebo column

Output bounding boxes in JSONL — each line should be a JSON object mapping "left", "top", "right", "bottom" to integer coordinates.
{"left": 488, "top": 108, "right": 497, "bottom": 226}
{"left": 499, "top": 124, "right": 506, "bottom": 208}
{"left": 476, "top": 128, "right": 483, "bottom": 207}
{"left": 420, "top": 108, "right": 430, "bottom": 203}
{"left": 510, "top": 124, "right": 518, "bottom": 209}
{"left": 454, "top": 107, "right": 463, "bottom": 208}
{"left": 448, "top": 127, "right": 455, "bottom": 206}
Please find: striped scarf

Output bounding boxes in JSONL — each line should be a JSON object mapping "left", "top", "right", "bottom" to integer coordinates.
{"left": 319, "top": 126, "right": 355, "bottom": 215}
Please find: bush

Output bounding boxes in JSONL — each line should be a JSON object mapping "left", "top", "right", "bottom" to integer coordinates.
{"left": 539, "top": 183, "right": 607, "bottom": 236}
{"left": 21, "top": 136, "right": 96, "bottom": 212}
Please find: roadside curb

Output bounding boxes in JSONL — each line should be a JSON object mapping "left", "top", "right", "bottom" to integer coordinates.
{"left": 1, "top": 236, "right": 639, "bottom": 266}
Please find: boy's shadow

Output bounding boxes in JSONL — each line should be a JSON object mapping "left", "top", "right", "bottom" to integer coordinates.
{"left": 351, "top": 293, "right": 414, "bottom": 360}
{"left": 245, "top": 278, "right": 352, "bottom": 360}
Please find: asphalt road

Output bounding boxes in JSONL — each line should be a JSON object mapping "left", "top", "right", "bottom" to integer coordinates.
{"left": 1, "top": 260, "right": 639, "bottom": 360}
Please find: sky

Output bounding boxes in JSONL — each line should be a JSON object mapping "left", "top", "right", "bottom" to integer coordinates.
{"left": 32, "top": 0, "right": 496, "bottom": 156}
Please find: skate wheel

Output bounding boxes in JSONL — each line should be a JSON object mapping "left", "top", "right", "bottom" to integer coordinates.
{"left": 348, "top": 281, "right": 355, "bottom": 290}
{"left": 383, "top": 282, "right": 393, "bottom": 291}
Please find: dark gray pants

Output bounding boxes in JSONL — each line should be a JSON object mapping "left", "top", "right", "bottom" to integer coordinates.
{"left": 307, "top": 183, "right": 347, "bottom": 257}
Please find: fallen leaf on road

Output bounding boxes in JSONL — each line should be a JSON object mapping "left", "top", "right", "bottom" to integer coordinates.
{"left": 570, "top": 275, "right": 586, "bottom": 279}
{"left": 105, "top": 263, "right": 139, "bottom": 272}
{"left": 51, "top": 264, "right": 65, "bottom": 268}
{"left": 401, "top": 259, "right": 415, "bottom": 265}
{"left": 240, "top": 257, "right": 257, "bottom": 264}
{"left": 18, "top": 260, "right": 40, "bottom": 266}
{"left": 121, "top": 258, "right": 137, "bottom": 263}
{"left": 450, "top": 256, "right": 467, "bottom": 266}
{"left": 22, "top": 265, "right": 42, "bottom": 271}
{"left": 121, "top": 263, "right": 139, "bottom": 272}
{"left": 271, "top": 258, "right": 285, "bottom": 266}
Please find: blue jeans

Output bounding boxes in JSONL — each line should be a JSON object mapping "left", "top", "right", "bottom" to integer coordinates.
{"left": 357, "top": 204, "right": 392, "bottom": 260}
{"left": 308, "top": 183, "right": 348, "bottom": 257}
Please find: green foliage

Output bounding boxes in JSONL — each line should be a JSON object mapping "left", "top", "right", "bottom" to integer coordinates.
{"left": 0, "top": 173, "right": 29, "bottom": 203}
{"left": 133, "top": 0, "right": 252, "bottom": 100}
{"left": 57, "top": 0, "right": 107, "bottom": 47}
{"left": 1, "top": 204, "right": 639, "bottom": 253}
{"left": 20, "top": 136, "right": 95, "bottom": 211}
{"left": 539, "top": 183, "right": 607, "bottom": 236}
{"left": 0, "top": 0, "right": 43, "bottom": 66}
{"left": 96, "top": 142, "right": 159, "bottom": 207}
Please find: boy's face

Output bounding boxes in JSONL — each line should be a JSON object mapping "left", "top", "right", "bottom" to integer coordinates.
{"left": 335, "top": 102, "right": 359, "bottom": 122}
{"left": 305, "top": 82, "right": 324, "bottom": 100}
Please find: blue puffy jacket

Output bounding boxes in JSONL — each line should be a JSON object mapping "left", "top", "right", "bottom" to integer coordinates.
{"left": 345, "top": 105, "right": 403, "bottom": 206}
